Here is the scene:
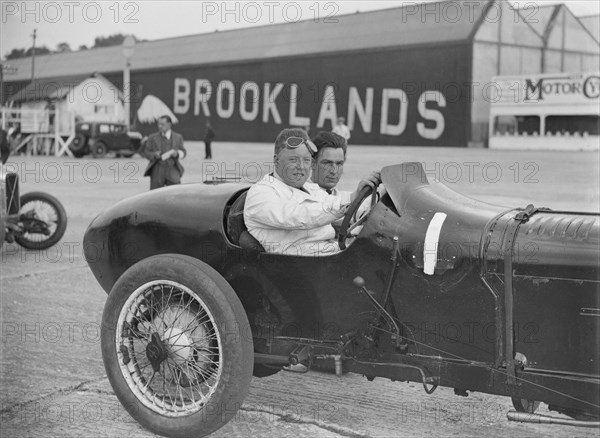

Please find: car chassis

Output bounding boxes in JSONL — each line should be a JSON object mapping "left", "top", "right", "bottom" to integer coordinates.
{"left": 84, "top": 162, "right": 600, "bottom": 437}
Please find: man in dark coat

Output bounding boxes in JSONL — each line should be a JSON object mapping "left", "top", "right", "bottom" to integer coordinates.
{"left": 204, "top": 119, "right": 215, "bottom": 159}
{"left": 0, "top": 128, "right": 10, "bottom": 164}
{"left": 142, "top": 115, "right": 186, "bottom": 190}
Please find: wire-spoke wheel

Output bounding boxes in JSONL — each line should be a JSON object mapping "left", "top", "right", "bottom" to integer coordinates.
{"left": 15, "top": 192, "right": 67, "bottom": 250}
{"left": 102, "top": 255, "right": 253, "bottom": 438}
{"left": 117, "top": 280, "right": 222, "bottom": 416}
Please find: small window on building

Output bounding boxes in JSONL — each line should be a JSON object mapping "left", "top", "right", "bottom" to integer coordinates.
{"left": 494, "top": 115, "right": 540, "bottom": 136}
{"left": 545, "top": 115, "right": 600, "bottom": 136}
{"left": 94, "top": 105, "right": 115, "bottom": 115}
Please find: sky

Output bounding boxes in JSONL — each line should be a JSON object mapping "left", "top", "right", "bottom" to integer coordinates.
{"left": 1, "top": 0, "right": 599, "bottom": 57}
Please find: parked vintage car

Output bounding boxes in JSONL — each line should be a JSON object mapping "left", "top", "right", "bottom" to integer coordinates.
{"left": 83, "top": 162, "right": 599, "bottom": 437}
{"left": 68, "top": 122, "right": 143, "bottom": 158}
{"left": 1, "top": 170, "right": 67, "bottom": 250}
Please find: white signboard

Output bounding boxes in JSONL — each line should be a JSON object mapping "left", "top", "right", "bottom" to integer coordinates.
{"left": 20, "top": 106, "right": 50, "bottom": 133}
{"left": 492, "top": 72, "right": 600, "bottom": 106}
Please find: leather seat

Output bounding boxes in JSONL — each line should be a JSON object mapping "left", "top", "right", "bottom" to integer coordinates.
{"left": 227, "top": 191, "right": 265, "bottom": 252}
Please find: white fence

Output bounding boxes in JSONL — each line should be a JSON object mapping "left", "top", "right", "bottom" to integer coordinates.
{"left": 1, "top": 106, "right": 76, "bottom": 157}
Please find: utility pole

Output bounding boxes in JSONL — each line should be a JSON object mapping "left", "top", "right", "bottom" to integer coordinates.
{"left": 0, "top": 64, "right": 4, "bottom": 106}
{"left": 31, "top": 29, "right": 37, "bottom": 82}
{"left": 122, "top": 35, "right": 136, "bottom": 130}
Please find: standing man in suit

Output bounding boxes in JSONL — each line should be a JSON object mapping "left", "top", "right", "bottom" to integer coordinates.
{"left": 142, "top": 115, "right": 186, "bottom": 190}
{"left": 204, "top": 119, "right": 215, "bottom": 159}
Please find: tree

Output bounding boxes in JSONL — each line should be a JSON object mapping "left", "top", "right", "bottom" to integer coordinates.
{"left": 56, "top": 42, "right": 71, "bottom": 53}
{"left": 25, "top": 46, "right": 51, "bottom": 57}
{"left": 93, "top": 34, "right": 128, "bottom": 48}
{"left": 5, "top": 48, "right": 26, "bottom": 60}
{"left": 3, "top": 34, "right": 143, "bottom": 60}
{"left": 5, "top": 46, "right": 51, "bottom": 59}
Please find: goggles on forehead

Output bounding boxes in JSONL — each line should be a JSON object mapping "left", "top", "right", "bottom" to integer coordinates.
{"left": 284, "top": 136, "right": 318, "bottom": 154}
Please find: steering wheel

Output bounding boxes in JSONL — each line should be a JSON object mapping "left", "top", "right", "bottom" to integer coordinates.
{"left": 338, "top": 184, "right": 379, "bottom": 250}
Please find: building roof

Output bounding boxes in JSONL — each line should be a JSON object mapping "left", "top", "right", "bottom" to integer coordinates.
{"left": 2, "top": 0, "right": 489, "bottom": 82}
{"left": 9, "top": 73, "right": 119, "bottom": 102}
{"left": 522, "top": 4, "right": 600, "bottom": 46}
{"left": 579, "top": 15, "right": 600, "bottom": 43}
{"left": 522, "top": 4, "right": 560, "bottom": 38}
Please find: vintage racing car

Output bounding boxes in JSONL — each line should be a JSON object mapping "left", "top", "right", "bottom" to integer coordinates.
{"left": 84, "top": 162, "right": 600, "bottom": 437}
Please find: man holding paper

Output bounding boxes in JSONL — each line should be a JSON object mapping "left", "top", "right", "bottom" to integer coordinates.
{"left": 141, "top": 115, "right": 186, "bottom": 190}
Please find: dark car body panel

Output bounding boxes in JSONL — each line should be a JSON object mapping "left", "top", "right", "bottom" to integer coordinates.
{"left": 84, "top": 182, "right": 249, "bottom": 291}
{"left": 84, "top": 162, "right": 600, "bottom": 416}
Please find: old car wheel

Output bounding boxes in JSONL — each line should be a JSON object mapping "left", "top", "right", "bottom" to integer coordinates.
{"left": 512, "top": 397, "right": 541, "bottom": 413}
{"left": 92, "top": 141, "right": 108, "bottom": 158}
{"left": 102, "top": 254, "right": 254, "bottom": 438}
{"left": 68, "top": 133, "right": 87, "bottom": 154}
{"left": 14, "top": 192, "right": 67, "bottom": 250}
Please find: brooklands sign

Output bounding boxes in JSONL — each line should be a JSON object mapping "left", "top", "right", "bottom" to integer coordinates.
{"left": 171, "top": 78, "right": 449, "bottom": 141}
{"left": 124, "top": 44, "right": 471, "bottom": 145}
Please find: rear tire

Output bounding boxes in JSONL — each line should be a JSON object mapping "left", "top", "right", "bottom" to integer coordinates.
{"left": 68, "top": 134, "right": 87, "bottom": 154}
{"left": 101, "top": 254, "right": 254, "bottom": 438}
{"left": 91, "top": 141, "right": 107, "bottom": 158}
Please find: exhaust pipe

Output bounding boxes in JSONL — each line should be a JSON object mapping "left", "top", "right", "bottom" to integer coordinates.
{"left": 507, "top": 410, "right": 600, "bottom": 428}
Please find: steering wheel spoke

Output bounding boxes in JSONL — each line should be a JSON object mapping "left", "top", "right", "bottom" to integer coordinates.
{"left": 338, "top": 185, "right": 379, "bottom": 250}
{"left": 347, "top": 214, "right": 369, "bottom": 233}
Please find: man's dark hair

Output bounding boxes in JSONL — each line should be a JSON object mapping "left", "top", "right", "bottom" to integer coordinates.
{"left": 159, "top": 115, "right": 172, "bottom": 124}
{"left": 312, "top": 131, "right": 347, "bottom": 159}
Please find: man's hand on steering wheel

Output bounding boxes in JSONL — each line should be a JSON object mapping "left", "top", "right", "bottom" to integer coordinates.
{"left": 350, "top": 171, "right": 381, "bottom": 202}
{"left": 339, "top": 171, "right": 382, "bottom": 250}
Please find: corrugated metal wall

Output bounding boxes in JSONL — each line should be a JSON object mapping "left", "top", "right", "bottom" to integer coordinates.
{"left": 470, "top": 3, "right": 599, "bottom": 146}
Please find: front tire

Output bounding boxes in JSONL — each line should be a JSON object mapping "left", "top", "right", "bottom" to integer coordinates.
{"left": 15, "top": 192, "right": 67, "bottom": 250}
{"left": 101, "top": 254, "right": 254, "bottom": 438}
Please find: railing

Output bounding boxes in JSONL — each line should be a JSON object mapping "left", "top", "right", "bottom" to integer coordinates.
{"left": 0, "top": 106, "right": 75, "bottom": 157}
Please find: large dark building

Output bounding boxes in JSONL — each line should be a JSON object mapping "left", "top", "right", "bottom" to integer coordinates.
{"left": 2, "top": 0, "right": 598, "bottom": 146}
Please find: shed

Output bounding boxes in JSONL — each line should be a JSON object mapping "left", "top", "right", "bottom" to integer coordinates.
{"left": 8, "top": 73, "right": 125, "bottom": 133}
